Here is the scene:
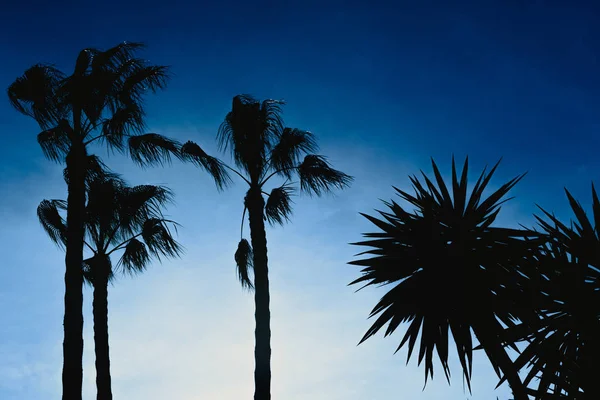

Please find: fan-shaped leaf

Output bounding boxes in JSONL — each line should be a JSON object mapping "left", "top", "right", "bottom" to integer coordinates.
{"left": 298, "top": 154, "right": 353, "bottom": 196}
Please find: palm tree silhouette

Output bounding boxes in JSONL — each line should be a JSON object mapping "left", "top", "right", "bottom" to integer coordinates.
{"left": 349, "top": 157, "right": 539, "bottom": 400}
{"left": 503, "top": 186, "right": 600, "bottom": 399}
{"left": 180, "top": 95, "right": 352, "bottom": 400}
{"left": 8, "top": 42, "right": 179, "bottom": 399}
{"left": 37, "top": 175, "right": 181, "bottom": 400}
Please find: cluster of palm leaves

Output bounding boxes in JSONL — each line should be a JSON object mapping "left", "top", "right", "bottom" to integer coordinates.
{"left": 9, "top": 43, "right": 351, "bottom": 400}
{"left": 350, "top": 157, "right": 600, "bottom": 399}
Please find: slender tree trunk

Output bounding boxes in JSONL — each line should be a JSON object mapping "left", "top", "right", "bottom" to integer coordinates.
{"left": 472, "top": 314, "right": 528, "bottom": 400}
{"left": 63, "top": 139, "right": 86, "bottom": 400}
{"left": 93, "top": 259, "right": 112, "bottom": 400}
{"left": 246, "top": 186, "right": 271, "bottom": 400}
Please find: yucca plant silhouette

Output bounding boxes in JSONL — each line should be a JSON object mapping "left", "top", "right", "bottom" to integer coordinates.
{"left": 180, "top": 95, "right": 352, "bottom": 400}
{"left": 502, "top": 186, "right": 600, "bottom": 399}
{"left": 8, "top": 42, "right": 179, "bottom": 399}
{"left": 38, "top": 176, "right": 181, "bottom": 400}
{"left": 349, "top": 157, "right": 540, "bottom": 400}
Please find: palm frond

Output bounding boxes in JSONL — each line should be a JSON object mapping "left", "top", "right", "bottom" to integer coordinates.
{"left": 37, "top": 119, "right": 73, "bottom": 162}
{"left": 298, "top": 154, "right": 353, "bottom": 196}
{"left": 128, "top": 133, "right": 181, "bottom": 167}
{"left": 99, "top": 102, "right": 145, "bottom": 151}
{"left": 114, "top": 184, "right": 174, "bottom": 241}
{"left": 117, "top": 238, "right": 151, "bottom": 275}
{"left": 7, "top": 64, "right": 67, "bottom": 128}
{"left": 235, "top": 238, "right": 254, "bottom": 290}
{"left": 180, "top": 141, "right": 232, "bottom": 190}
{"left": 37, "top": 199, "right": 68, "bottom": 247}
{"left": 140, "top": 218, "right": 182, "bottom": 261}
{"left": 269, "top": 128, "right": 318, "bottom": 178}
{"left": 265, "top": 184, "right": 295, "bottom": 225}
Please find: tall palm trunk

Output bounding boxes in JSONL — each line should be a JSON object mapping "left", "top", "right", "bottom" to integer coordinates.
{"left": 92, "top": 257, "right": 113, "bottom": 400}
{"left": 472, "top": 314, "right": 528, "bottom": 400}
{"left": 63, "top": 138, "right": 86, "bottom": 400}
{"left": 247, "top": 186, "right": 271, "bottom": 400}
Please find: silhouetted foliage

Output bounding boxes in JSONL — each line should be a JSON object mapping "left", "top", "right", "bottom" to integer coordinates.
{"left": 349, "top": 157, "right": 539, "bottom": 400}
{"left": 502, "top": 185, "right": 600, "bottom": 399}
{"left": 181, "top": 95, "right": 352, "bottom": 400}
{"left": 8, "top": 41, "right": 177, "bottom": 400}
{"left": 38, "top": 175, "right": 181, "bottom": 400}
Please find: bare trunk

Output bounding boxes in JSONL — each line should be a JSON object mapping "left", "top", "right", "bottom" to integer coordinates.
{"left": 62, "top": 140, "right": 86, "bottom": 400}
{"left": 247, "top": 186, "right": 271, "bottom": 400}
{"left": 93, "top": 260, "right": 112, "bottom": 400}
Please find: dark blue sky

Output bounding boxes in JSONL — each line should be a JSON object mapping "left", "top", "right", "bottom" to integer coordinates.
{"left": 2, "top": 0, "right": 600, "bottom": 215}
{"left": 1, "top": 2, "right": 599, "bottom": 398}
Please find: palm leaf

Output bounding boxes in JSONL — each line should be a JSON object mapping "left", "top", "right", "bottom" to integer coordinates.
{"left": 270, "top": 128, "right": 318, "bottom": 178}
{"left": 118, "top": 238, "right": 151, "bottom": 275}
{"left": 7, "top": 64, "right": 67, "bottom": 128}
{"left": 298, "top": 154, "right": 353, "bottom": 196}
{"left": 180, "top": 141, "right": 232, "bottom": 190}
{"left": 128, "top": 133, "right": 181, "bottom": 166}
{"left": 37, "top": 119, "right": 73, "bottom": 162}
{"left": 37, "top": 199, "right": 68, "bottom": 247}
{"left": 265, "top": 184, "right": 295, "bottom": 225}
{"left": 235, "top": 238, "right": 254, "bottom": 290}
{"left": 140, "top": 218, "right": 182, "bottom": 260}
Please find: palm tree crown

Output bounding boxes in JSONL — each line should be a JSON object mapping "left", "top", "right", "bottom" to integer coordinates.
{"left": 181, "top": 94, "right": 353, "bottom": 281}
{"left": 349, "top": 157, "right": 538, "bottom": 400}
{"left": 38, "top": 175, "right": 181, "bottom": 270}
{"left": 8, "top": 41, "right": 179, "bottom": 166}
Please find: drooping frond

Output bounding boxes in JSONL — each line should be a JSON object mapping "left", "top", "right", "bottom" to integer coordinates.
{"left": 128, "top": 133, "right": 181, "bottom": 167}
{"left": 265, "top": 184, "right": 295, "bottom": 225}
{"left": 7, "top": 64, "right": 67, "bottom": 129}
{"left": 349, "top": 157, "right": 538, "bottom": 389}
{"left": 119, "top": 65, "right": 170, "bottom": 104}
{"left": 37, "top": 119, "right": 73, "bottom": 162}
{"left": 217, "top": 95, "right": 285, "bottom": 179}
{"left": 117, "top": 238, "right": 151, "bottom": 275}
{"left": 115, "top": 184, "right": 174, "bottom": 241}
{"left": 140, "top": 218, "right": 182, "bottom": 261}
{"left": 298, "top": 154, "right": 353, "bottom": 196}
{"left": 37, "top": 199, "right": 68, "bottom": 247}
{"left": 235, "top": 238, "right": 254, "bottom": 290}
{"left": 180, "top": 141, "right": 232, "bottom": 190}
{"left": 269, "top": 128, "right": 318, "bottom": 178}
{"left": 99, "top": 102, "right": 145, "bottom": 151}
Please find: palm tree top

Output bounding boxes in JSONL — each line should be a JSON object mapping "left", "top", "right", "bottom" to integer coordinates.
{"left": 349, "top": 156, "right": 539, "bottom": 389}
{"left": 8, "top": 41, "right": 179, "bottom": 167}
{"left": 38, "top": 174, "right": 182, "bottom": 281}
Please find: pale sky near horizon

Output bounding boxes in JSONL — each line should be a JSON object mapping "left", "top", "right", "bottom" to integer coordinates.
{"left": 1, "top": 1, "right": 600, "bottom": 399}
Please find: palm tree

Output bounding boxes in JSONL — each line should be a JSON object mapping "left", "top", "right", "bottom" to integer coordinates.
{"left": 180, "top": 95, "right": 352, "bottom": 400}
{"left": 38, "top": 175, "right": 182, "bottom": 400}
{"left": 8, "top": 42, "right": 179, "bottom": 399}
{"left": 502, "top": 185, "right": 600, "bottom": 399}
{"left": 348, "top": 157, "right": 540, "bottom": 400}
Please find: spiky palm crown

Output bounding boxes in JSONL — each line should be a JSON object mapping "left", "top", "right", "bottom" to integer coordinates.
{"left": 502, "top": 186, "right": 600, "bottom": 399}
{"left": 8, "top": 42, "right": 179, "bottom": 167}
{"left": 349, "top": 157, "right": 540, "bottom": 389}
{"left": 180, "top": 95, "right": 353, "bottom": 289}
{"left": 38, "top": 174, "right": 182, "bottom": 284}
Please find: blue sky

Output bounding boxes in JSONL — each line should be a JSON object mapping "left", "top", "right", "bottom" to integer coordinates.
{"left": 1, "top": 0, "right": 599, "bottom": 399}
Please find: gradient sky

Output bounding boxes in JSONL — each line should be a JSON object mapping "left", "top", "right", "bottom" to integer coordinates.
{"left": 1, "top": 1, "right": 599, "bottom": 399}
